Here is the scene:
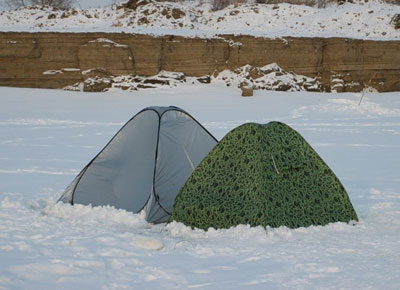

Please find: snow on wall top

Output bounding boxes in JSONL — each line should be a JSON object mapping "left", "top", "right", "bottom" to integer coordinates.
{"left": 0, "top": 0, "right": 399, "bottom": 40}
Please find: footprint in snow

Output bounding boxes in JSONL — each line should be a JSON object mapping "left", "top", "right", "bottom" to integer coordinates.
{"left": 131, "top": 238, "right": 164, "bottom": 251}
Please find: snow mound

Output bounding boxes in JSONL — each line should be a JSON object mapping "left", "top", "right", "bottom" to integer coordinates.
{"left": 131, "top": 238, "right": 164, "bottom": 250}
{"left": 292, "top": 94, "right": 400, "bottom": 118}
{"left": 64, "top": 64, "right": 322, "bottom": 92}
{"left": 40, "top": 201, "right": 151, "bottom": 231}
{"left": 64, "top": 71, "right": 188, "bottom": 92}
{"left": 214, "top": 63, "right": 322, "bottom": 92}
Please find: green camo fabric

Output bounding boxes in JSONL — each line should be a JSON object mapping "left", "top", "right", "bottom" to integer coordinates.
{"left": 169, "top": 121, "right": 358, "bottom": 230}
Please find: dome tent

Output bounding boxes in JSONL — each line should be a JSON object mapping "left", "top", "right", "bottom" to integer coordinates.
{"left": 169, "top": 121, "right": 358, "bottom": 230}
{"left": 59, "top": 106, "right": 218, "bottom": 223}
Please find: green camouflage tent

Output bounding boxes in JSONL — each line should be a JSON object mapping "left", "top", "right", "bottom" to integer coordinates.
{"left": 169, "top": 121, "right": 358, "bottom": 230}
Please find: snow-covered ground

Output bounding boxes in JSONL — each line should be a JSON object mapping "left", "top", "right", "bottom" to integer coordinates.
{"left": 1, "top": 84, "right": 400, "bottom": 289}
{"left": 0, "top": 0, "right": 121, "bottom": 10}
{"left": 0, "top": 0, "right": 399, "bottom": 40}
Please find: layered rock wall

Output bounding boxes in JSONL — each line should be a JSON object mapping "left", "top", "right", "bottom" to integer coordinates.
{"left": 0, "top": 32, "right": 399, "bottom": 92}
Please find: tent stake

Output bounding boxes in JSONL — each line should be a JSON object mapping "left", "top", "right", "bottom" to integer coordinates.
{"left": 359, "top": 72, "right": 377, "bottom": 106}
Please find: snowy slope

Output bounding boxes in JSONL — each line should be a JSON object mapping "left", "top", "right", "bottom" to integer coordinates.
{"left": 0, "top": 0, "right": 399, "bottom": 40}
{"left": 1, "top": 85, "right": 400, "bottom": 289}
{"left": 0, "top": 0, "right": 122, "bottom": 10}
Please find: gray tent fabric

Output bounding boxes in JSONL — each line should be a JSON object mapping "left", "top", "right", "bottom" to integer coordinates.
{"left": 58, "top": 106, "right": 218, "bottom": 223}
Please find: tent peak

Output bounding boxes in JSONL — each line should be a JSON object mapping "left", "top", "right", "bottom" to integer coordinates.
{"left": 141, "top": 106, "right": 187, "bottom": 117}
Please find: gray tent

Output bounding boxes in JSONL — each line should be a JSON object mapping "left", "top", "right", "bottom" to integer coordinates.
{"left": 58, "top": 106, "right": 217, "bottom": 223}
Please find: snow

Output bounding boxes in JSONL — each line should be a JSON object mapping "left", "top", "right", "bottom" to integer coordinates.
{"left": 1, "top": 84, "right": 400, "bottom": 289}
{"left": 65, "top": 64, "right": 322, "bottom": 92}
{"left": 0, "top": 0, "right": 121, "bottom": 10}
{"left": 214, "top": 64, "right": 322, "bottom": 92}
{"left": 0, "top": 0, "right": 399, "bottom": 40}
